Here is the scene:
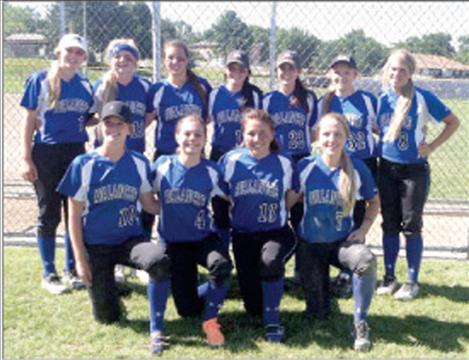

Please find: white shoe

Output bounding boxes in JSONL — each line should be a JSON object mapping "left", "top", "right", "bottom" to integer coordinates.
{"left": 63, "top": 270, "right": 86, "bottom": 290}
{"left": 394, "top": 281, "right": 419, "bottom": 300}
{"left": 376, "top": 275, "right": 398, "bottom": 295}
{"left": 41, "top": 273, "right": 70, "bottom": 295}
{"left": 353, "top": 320, "right": 371, "bottom": 351}
{"left": 114, "top": 265, "right": 127, "bottom": 283}
{"left": 136, "top": 269, "right": 149, "bottom": 284}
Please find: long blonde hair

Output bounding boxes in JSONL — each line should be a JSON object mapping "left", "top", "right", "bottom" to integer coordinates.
{"left": 46, "top": 34, "right": 88, "bottom": 109}
{"left": 317, "top": 113, "right": 356, "bottom": 214}
{"left": 382, "top": 49, "right": 416, "bottom": 141}
{"left": 101, "top": 39, "right": 140, "bottom": 105}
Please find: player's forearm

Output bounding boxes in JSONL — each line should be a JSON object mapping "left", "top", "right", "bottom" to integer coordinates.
{"left": 428, "top": 114, "right": 460, "bottom": 152}
{"left": 359, "top": 194, "right": 380, "bottom": 235}
{"left": 68, "top": 198, "right": 87, "bottom": 263}
{"left": 21, "top": 110, "right": 37, "bottom": 161}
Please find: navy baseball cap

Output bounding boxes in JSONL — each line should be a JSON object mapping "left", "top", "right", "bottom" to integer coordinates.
{"left": 101, "top": 101, "right": 132, "bottom": 124}
{"left": 329, "top": 55, "right": 357, "bottom": 69}
{"left": 226, "top": 50, "right": 250, "bottom": 68}
{"left": 276, "top": 50, "right": 301, "bottom": 69}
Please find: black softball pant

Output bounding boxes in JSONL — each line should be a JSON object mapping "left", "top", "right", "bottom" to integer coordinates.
{"left": 166, "top": 233, "right": 232, "bottom": 318}
{"left": 86, "top": 237, "right": 170, "bottom": 324}
{"left": 32, "top": 143, "right": 85, "bottom": 238}
{"left": 298, "top": 238, "right": 376, "bottom": 318}
{"left": 232, "top": 226, "right": 297, "bottom": 316}
{"left": 378, "top": 158, "right": 430, "bottom": 237}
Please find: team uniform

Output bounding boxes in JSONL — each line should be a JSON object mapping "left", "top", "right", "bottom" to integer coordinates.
{"left": 262, "top": 90, "right": 318, "bottom": 161}
{"left": 147, "top": 77, "right": 212, "bottom": 158}
{"left": 377, "top": 86, "right": 452, "bottom": 288}
{"left": 153, "top": 155, "right": 232, "bottom": 319}
{"left": 92, "top": 75, "right": 151, "bottom": 153}
{"left": 294, "top": 154, "right": 377, "bottom": 322}
{"left": 92, "top": 75, "right": 154, "bottom": 240}
{"left": 20, "top": 69, "right": 94, "bottom": 280}
{"left": 57, "top": 149, "right": 170, "bottom": 334}
{"left": 208, "top": 84, "right": 263, "bottom": 161}
{"left": 317, "top": 90, "right": 378, "bottom": 228}
{"left": 220, "top": 147, "right": 296, "bottom": 339}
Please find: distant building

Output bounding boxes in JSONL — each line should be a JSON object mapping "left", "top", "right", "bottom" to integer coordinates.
{"left": 414, "top": 53, "right": 469, "bottom": 78}
{"left": 5, "top": 33, "right": 48, "bottom": 58}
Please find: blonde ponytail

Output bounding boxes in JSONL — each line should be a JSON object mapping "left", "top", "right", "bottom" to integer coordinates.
{"left": 46, "top": 60, "right": 62, "bottom": 109}
{"left": 339, "top": 150, "right": 356, "bottom": 215}
{"left": 382, "top": 49, "right": 417, "bottom": 142}
{"left": 101, "top": 69, "right": 119, "bottom": 104}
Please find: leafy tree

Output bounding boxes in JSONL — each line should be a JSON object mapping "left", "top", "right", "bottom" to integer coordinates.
{"left": 396, "top": 32, "right": 455, "bottom": 57}
{"left": 276, "top": 27, "right": 321, "bottom": 69}
{"left": 455, "top": 35, "right": 469, "bottom": 65}
{"left": 204, "top": 10, "right": 254, "bottom": 56}
{"left": 313, "top": 30, "right": 387, "bottom": 75}
{"left": 4, "top": 3, "right": 45, "bottom": 36}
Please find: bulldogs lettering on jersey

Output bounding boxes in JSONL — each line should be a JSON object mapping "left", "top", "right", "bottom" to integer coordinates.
{"left": 57, "top": 150, "right": 152, "bottom": 245}
{"left": 294, "top": 154, "right": 377, "bottom": 243}
{"left": 20, "top": 69, "right": 94, "bottom": 144}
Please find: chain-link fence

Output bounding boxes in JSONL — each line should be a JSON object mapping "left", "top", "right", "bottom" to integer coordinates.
{"left": 4, "top": 1, "right": 469, "bottom": 258}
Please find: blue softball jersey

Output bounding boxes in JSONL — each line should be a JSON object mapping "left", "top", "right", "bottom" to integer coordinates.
{"left": 92, "top": 75, "right": 151, "bottom": 153}
{"left": 262, "top": 90, "right": 318, "bottom": 157}
{"left": 20, "top": 69, "right": 94, "bottom": 144}
{"left": 220, "top": 148, "right": 294, "bottom": 232}
{"left": 147, "top": 77, "right": 212, "bottom": 154}
{"left": 209, "top": 84, "right": 262, "bottom": 153}
{"left": 57, "top": 150, "right": 153, "bottom": 245}
{"left": 377, "top": 87, "right": 452, "bottom": 164}
{"left": 294, "top": 154, "right": 377, "bottom": 243}
{"left": 153, "top": 155, "right": 227, "bottom": 243}
{"left": 318, "top": 90, "right": 378, "bottom": 160}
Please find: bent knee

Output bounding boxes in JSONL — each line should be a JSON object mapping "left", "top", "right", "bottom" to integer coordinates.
{"left": 354, "top": 250, "right": 376, "bottom": 277}
{"left": 147, "top": 254, "right": 171, "bottom": 282}
{"left": 209, "top": 257, "right": 232, "bottom": 286}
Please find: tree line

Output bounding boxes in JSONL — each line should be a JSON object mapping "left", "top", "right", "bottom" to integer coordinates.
{"left": 5, "top": 2, "right": 469, "bottom": 74}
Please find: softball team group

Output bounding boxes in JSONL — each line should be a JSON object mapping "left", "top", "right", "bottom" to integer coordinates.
{"left": 20, "top": 33, "right": 460, "bottom": 354}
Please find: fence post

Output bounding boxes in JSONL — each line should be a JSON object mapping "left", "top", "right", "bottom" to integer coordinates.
{"left": 269, "top": 1, "right": 277, "bottom": 91}
{"left": 82, "top": 1, "right": 87, "bottom": 76}
{"left": 59, "top": 1, "right": 66, "bottom": 36}
{"left": 148, "top": 1, "right": 162, "bottom": 82}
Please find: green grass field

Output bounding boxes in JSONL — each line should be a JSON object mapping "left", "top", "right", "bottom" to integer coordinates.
{"left": 4, "top": 58, "right": 468, "bottom": 200}
{"left": 3, "top": 247, "right": 469, "bottom": 359}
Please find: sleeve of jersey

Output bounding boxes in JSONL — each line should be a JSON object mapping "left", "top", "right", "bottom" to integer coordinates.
{"left": 152, "top": 156, "right": 170, "bottom": 193}
{"left": 423, "top": 90, "right": 452, "bottom": 123}
{"left": 57, "top": 158, "right": 88, "bottom": 202}
{"left": 132, "top": 155, "right": 152, "bottom": 193}
{"left": 146, "top": 83, "right": 161, "bottom": 114}
{"left": 20, "top": 72, "right": 42, "bottom": 109}
{"left": 207, "top": 164, "right": 228, "bottom": 198}
{"left": 292, "top": 160, "right": 305, "bottom": 193}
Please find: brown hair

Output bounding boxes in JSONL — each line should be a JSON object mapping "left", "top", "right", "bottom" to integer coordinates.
{"left": 241, "top": 109, "right": 280, "bottom": 152}
{"left": 382, "top": 49, "right": 416, "bottom": 141}
{"left": 164, "top": 40, "right": 208, "bottom": 111}
{"left": 316, "top": 112, "right": 356, "bottom": 214}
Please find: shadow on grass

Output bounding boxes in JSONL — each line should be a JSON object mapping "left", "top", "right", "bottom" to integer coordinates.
{"left": 116, "top": 305, "right": 469, "bottom": 354}
{"left": 418, "top": 283, "right": 469, "bottom": 303}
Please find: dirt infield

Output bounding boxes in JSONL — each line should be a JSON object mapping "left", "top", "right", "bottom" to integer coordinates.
{"left": 3, "top": 94, "right": 468, "bottom": 258}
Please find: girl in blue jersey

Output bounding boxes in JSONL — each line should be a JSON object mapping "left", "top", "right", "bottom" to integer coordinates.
{"left": 375, "top": 49, "right": 460, "bottom": 300}
{"left": 209, "top": 49, "right": 263, "bottom": 161}
{"left": 220, "top": 109, "right": 296, "bottom": 342}
{"left": 92, "top": 39, "right": 154, "bottom": 280}
{"left": 208, "top": 49, "right": 263, "bottom": 250}
{"left": 263, "top": 50, "right": 318, "bottom": 284}
{"left": 289, "top": 112, "right": 380, "bottom": 351}
{"left": 58, "top": 101, "right": 171, "bottom": 355}
{"left": 147, "top": 40, "right": 212, "bottom": 160}
{"left": 153, "top": 114, "right": 232, "bottom": 347}
{"left": 20, "top": 34, "right": 94, "bottom": 294}
{"left": 319, "top": 55, "right": 378, "bottom": 297}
